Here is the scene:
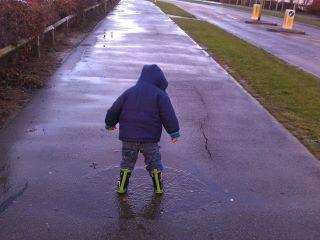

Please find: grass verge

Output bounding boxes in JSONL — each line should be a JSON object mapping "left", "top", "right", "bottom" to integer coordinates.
{"left": 155, "top": 1, "right": 320, "bottom": 159}
{"left": 153, "top": 1, "right": 195, "bottom": 18}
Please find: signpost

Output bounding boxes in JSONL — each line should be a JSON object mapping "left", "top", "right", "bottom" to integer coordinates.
{"left": 267, "top": 9, "right": 305, "bottom": 34}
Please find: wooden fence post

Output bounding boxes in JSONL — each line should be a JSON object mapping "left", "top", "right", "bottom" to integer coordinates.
{"left": 52, "top": 29, "right": 55, "bottom": 45}
{"left": 66, "top": 18, "right": 69, "bottom": 34}
{"left": 37, "top": 36, "right": 41, "bottom": 58}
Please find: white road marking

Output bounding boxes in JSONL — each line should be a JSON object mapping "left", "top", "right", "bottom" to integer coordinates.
{"left": 226, "top": 14, "right": 238, "bottom": 20}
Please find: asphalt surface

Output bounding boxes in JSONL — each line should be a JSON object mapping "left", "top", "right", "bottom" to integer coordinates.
{"left": 164, "top": 0, "right": 320, "bottom": 78}
{"left": 1, "top": 0, "right": 320, "bottom": 239}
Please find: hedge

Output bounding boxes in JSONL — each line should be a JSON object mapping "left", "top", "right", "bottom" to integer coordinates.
{"left": 0, "top": 0, "right": 103, "bottom": 48}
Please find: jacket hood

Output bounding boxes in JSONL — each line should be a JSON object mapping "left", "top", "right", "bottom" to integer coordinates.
{"left": 138, "top": 64, "right": 168, "bottom": 91}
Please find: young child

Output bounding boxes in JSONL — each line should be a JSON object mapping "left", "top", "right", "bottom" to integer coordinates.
{"left": 105, "top": 64, "right": 180, "bottom": 194}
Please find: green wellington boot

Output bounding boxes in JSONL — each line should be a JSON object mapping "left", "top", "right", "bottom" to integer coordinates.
{"left": 152, "top": 169, "right": 164, "bottom": 194}
{"left": 117, "top": 168, "right": 132, "bottom": 194}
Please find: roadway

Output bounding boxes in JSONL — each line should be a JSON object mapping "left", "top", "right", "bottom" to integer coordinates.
{"left": 164, "top": 0, "right": 320, "bottom": 78}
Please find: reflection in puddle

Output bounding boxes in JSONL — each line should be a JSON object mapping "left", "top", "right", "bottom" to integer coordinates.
{"left": 112, "top": 193, "right": 165, "bottom": 240}
{"left": 103, "top": 31, "right": 123, "bottom": 41}
{"left": 117, "top": 194, "right": 135, "bottom": 219}
{"left": 112, "top": 18, "right": 145, "bottom": 34}
{"left": 64, "top": 76, "right": 137, "bottom": 85}
{"left": 115, "top": 2, "right": 141, "bottom": 16}
{"left": 116, "top": 193, "right": 164, "bottom": 220}
{"left": 94, "top": 3, "right": 145, "bottom": 50}
{"left": 141, "top": 194, "right": 164, "bottom": 220}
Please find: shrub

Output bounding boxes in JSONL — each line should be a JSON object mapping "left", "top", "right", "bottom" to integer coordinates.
{"left": 0, "top": 0, "right": 46, "bottom": 48}
{"left": 0, "top": 0, "right": 100, "bottom": 48}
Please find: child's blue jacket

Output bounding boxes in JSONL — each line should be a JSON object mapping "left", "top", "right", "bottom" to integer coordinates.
{"left": 105, "top": 64, "right": 180, "bottom": 143}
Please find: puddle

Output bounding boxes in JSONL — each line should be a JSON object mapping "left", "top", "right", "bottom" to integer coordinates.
{"left": 84, "top": 164, "right": 232, "bottom": 239}
{"left": 85, "top": 166, "right": 230, "bottom": 218}
{"left": 94, "top": 6, "right": 145, "bottom": 49}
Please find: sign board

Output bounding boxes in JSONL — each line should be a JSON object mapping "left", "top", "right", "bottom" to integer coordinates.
{"left": 283, "top": 9, "right": 295, "bottom": 29}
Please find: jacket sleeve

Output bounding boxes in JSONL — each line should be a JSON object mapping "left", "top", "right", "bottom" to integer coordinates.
{"left": 158, "top": 93, "right": 180, "bottom": 137}
{"left": 105, "top": 92, "right": 127, "bottom": 128}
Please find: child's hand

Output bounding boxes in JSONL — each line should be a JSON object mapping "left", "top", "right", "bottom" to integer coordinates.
{"left": 106, "top": 126, "right": 117, "bottom": 131}
{"left": 170, "top": 137, "right": 179, "bottom": 143}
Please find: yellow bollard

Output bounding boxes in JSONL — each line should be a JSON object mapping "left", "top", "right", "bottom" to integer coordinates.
{"left": 245, "top": 3, "right": 277, "bottom": 25}
{"left": 282, "top": 9, "right": 295, "bottom": 30}
{"left": 251, "top": 4, "right": 262, "bottom": 21}
{"left": 267, "top": 8, "right": 304, "bottom": 34}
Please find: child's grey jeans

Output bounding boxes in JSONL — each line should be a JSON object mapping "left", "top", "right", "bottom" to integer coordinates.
{"left": 120, "top": 141, "right": 163, "bottom": 173}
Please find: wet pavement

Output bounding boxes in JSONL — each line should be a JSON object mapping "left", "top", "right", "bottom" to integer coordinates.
{"left": 164, "top": 0, "right": 320, "bottom": 78}
{"left": 1, "top": 0, "right": 320, "bottom": 239}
